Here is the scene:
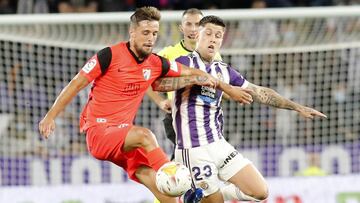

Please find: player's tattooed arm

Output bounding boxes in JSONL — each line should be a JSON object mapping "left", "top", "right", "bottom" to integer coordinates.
{"left": 152, "top": 76, "right": 212, "bottom": 92}
{"left": 246, "top": 83, "right": 297, "bottom": 109}
{"left": 246, "top": 83, "right": 327, "bottom": 119}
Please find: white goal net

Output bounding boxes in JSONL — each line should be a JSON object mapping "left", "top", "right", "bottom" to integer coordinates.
{"left": 0, "top": 7, "right": 359, "bottom": 186}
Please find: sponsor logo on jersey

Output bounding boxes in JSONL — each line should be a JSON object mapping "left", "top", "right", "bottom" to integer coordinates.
{"left": 143, "top": 69, "right": 151, "bottom": 80}
{"left": 96, "top": 118, "right": 107, "bottom": 123}
{"left": 120, "top": 83, "right": 140, "bottom": 96}
{"left": 197, "top": 86, "right": 216, "bottom": 103}
{"left": 220, "top": 150, "right": 239, "bottom": 169}
{"left": 82, "top": 58, "right": 97, "bottom": 73}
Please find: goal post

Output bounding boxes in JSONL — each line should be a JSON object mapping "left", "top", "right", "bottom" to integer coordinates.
{"left": 0, "top": 6, "right": 359, "bottom": 186}
{"left": 0, "top": 6, "right": 359, "bottom": 50}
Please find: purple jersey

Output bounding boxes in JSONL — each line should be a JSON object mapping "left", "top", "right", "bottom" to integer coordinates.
{"left": 173, "top": 51, "right": 248, "bottom": 149}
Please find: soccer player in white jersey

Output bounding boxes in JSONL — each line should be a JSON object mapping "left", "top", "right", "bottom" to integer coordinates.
{"left": 165, "top": 16, "right": 327, "bottom": 202}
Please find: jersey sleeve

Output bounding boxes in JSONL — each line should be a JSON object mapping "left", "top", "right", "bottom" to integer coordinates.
{"left": 175, "top": 56, "right": 191, "bottom": 67}
{"left": 79, "top": 55, "right": 102, "bottom": 82}
{"left": 228, "top": 66, "right": 249, "bottom": 88}
{"left": 79, "top": 47, "right": 112, "bottom": 82}
{"left": 165, "top": 60, "right": 182, "bottom": 77}
{"left": 156, "top": 55, "right": 182, "bottom": 77}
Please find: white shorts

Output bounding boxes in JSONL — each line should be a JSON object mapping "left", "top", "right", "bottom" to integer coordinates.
{"left": 174, "top": 138, "right": 251, "bottom": 196}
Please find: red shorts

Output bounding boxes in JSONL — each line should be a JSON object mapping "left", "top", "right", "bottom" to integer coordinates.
{"left": 85, "top": 124, "right": 151, "bottom": 182}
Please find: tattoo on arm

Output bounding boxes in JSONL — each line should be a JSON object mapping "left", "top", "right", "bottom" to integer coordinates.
{"left": 153, "top": 76, "right": 203, "bottom": 92}
{"left": 247, "top": 83, "right": 300, "bottom": 111}
{"left": 196, "top": 76, "right": 207, "bottom": 83}
{"left": 157, "top": 77, "right": 180, "bottom": 91}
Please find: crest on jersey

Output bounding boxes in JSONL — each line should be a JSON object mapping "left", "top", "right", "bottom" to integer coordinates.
{"left": 199, "top": 181, "right": 209, "bottom": 190}
{"left": 143, "top": 69, "right": 151, "bottom": 80}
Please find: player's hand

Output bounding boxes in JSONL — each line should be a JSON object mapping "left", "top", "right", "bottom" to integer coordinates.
{"left": 195, "top": 75, "right": 217, "bottom": 88}
{"left": 297, "top": 106, "right": 327, "bottom": 119}
{"left": 227, "top": 86, "right": 254, "bottom": 105}
{"left": 159, "top": 99, "right": 172, "bottom": 113}
{"left": 39, "top": 116, "right": 56, "bottom": 139}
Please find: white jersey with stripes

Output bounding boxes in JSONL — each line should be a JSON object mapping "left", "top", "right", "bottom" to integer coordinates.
{"left": 173, "top": 51, "right": 248, "bottom": 149}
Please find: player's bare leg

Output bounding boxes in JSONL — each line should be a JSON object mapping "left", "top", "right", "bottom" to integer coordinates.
{"left": 227, "top": 164, "right": 268, "bottom": 201}
{"left": 200, "top": 190, "right": 224, "bottom": 203}
{"left": 200, "top": 164, "right": 268, "bottom": 203}
{"left": 123, "top": 126, "right": 160, "bottom": 152}
{"left": 123, "top": 125, "right": 177, "bottom": 201}
{"left": 136, "top": 166, "right": 177, "bottom": 203}
{"left": 123, "top": 126, "right": 169, "bottom": 171}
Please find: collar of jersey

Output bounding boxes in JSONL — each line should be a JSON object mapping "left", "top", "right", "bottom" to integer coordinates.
{"left": 126, "top": 42, "right": 147, "bottom": 64}
{"left": 193, "top": 50, "right": 210, "bottom": 65}
{"left": 180, "top": 39, "right": 193, "bottom": 53}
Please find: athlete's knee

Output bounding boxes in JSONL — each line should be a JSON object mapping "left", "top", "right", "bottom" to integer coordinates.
{"left": 251, "top": 185, "right": 269, "bottom": 201}
{"left": 236, "top": 184, "right": 268, "bottom": 201}
{"left": 133, "top": 127, "right": 158, "bottom": 149}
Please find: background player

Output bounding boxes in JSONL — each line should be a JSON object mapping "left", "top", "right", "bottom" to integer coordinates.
{"left": 167, "top": 16, "right": 327, "bottom": 202}
{"left": 38, "top": 7, "right": 217, "bottom": 203}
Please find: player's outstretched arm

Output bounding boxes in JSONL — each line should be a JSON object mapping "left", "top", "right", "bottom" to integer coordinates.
{"left": 217, "top": 80, "right": 253, "bottom": 105}
{"left": 152, "top": 75, "right": 216, "bottom": 92}
{"left": 39, "top": 73, "right": 90, "bottom": 138}
{"left": 146, "top": 87, "right": 171, "bottom": 113}
{"left": 246, "top": 83, "right": 327, "bottom": 119}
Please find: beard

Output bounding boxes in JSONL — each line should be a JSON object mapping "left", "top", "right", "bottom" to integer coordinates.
{"left": 134, "top": 43, "right": 152, "bottom": 59}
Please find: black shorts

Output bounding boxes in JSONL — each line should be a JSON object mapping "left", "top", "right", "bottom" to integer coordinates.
{"left": 162, "top": 113, "right": 176, "bottom": 144}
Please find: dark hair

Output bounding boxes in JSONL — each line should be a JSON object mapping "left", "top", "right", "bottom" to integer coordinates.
{"left": 130, "top": 6, "right": 161, "bottom": 25}
{"left": 199, "top": 15, "right": 226, "bottom": 28}
{"left": 182, "top": 8, "right": 203, "bottom": 17}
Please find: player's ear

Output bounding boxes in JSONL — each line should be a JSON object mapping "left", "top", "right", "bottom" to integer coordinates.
{"left": 129, "top": 24, "right": 136, "bottom": 38}
{"left": 178, "top": 24, "right": 184, "bottom": 34}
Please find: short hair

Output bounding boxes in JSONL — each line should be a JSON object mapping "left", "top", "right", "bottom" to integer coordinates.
{"left": 182, "top": 8, "right": 203, "bottom": 17}
{"left": 130, "top": 6, "right": 161, "bottom": 25}
{"left": 199, "top": 15, "right": 226, "bottom": 28}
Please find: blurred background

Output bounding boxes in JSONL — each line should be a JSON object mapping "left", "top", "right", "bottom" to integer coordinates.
{"left": 0, "top": 0, "right": 358, "bottom": 14}
{"left": 0, "top": 1, "right": 359, "bottom": 203}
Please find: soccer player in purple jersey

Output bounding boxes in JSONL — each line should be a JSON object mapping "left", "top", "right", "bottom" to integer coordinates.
{"left": 153, "top": 16, "right": 327, "bottom": 203}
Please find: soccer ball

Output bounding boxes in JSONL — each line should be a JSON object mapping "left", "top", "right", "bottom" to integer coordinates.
{"left": 155, "top": 162, "right": 192, "bottom": 196}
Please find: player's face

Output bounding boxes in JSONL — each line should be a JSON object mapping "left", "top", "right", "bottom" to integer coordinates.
{"left": 197, "top": 23, "right": 224, "bottom": 62}
{"left": 180, "top": 14, "right": 203, "bottom": 44}
{"left": 130, "top": 20, "right": 159, "bottom": 58}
